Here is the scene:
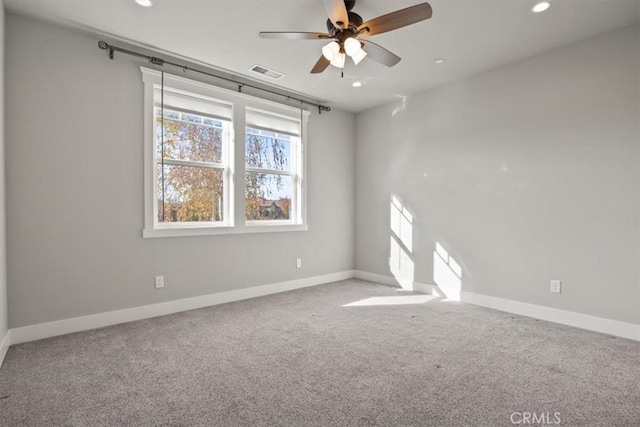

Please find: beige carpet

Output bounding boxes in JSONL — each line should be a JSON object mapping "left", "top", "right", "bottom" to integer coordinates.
{"left": 1, "top": 279, "right": 639, "bottom": 426}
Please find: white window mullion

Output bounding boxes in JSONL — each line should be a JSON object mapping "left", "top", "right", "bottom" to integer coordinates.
{"left": 224, "top": 118, "right": 234, "bottom": 227}
{"left": 233, "top": 100, "right": 245, "bottom": 228}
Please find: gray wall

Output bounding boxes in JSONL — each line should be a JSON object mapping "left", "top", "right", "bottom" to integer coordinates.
{"left": 0, "top": 5, "right": 7, "bottom": 340}
{"left": 6, "top": 14, "right": 355, "bottom": 328}
{"left": 355, "top": 25, "right": 640, "bottom": 324}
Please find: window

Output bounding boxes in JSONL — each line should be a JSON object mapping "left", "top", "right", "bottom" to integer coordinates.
{"left": 245, "top": 108, "right": 302, "bottom": 224}
{"left": 155, "top": 92, "right": 232, "bottom": 226}
{"left": 142, "top": 68, "right": 308, "bottom": 238}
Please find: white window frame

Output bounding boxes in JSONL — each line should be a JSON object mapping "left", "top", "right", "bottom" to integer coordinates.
{"left": 141, "top": 67, "right": 308, "bottom": 238}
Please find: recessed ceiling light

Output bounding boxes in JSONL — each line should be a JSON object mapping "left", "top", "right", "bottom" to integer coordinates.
{"left": 434, "top": 58, "right": 445, "bottom": 64}
{"left": 532, "top": 2, "right": 551, "bottom": 13}
{"left": 135, "top": 0, "right": 153, "bottom": 7}
{"left": 352, "top": 81, "right": 362, "bottom": 88}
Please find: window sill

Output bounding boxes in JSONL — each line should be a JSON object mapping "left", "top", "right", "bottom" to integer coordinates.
{"left": 143, "top": 224, "right": 308, "bottom": 239}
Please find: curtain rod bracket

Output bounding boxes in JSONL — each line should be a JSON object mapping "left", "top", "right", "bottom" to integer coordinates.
{"left": 150, "top": 57, "right": 165, "bottom": 66}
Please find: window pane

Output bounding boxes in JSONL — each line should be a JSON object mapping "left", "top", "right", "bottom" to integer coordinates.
{"left": 181, "top": 113, "right": 202, "bottom": 123}
{"left": 157, "top": 164, "right": 224, "bottom": 223}
{"left": 245, "top": 172, "right": 292, "bottom": 221}
{"left": 245, "top": 129, "right": 291, "bottom": 172}
{"left": 203, "top": 118, "right": 222, "bottom": 127}
{"left": 155, "top": 108, "right": 179, "bottom": 120}
{"left": 156, "top": 115, "right": 224, "bottom": 163}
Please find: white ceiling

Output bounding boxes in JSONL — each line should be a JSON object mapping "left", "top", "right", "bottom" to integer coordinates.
{"left": 4, "top": 0, "right": 639, "bottom": 113}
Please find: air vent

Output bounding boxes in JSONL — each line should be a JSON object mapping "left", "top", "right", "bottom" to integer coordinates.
{"left": 249, "top": 64, "right": 285, "bottom": 80}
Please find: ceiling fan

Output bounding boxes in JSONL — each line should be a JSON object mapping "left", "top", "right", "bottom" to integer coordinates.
{"left": 259, "top": 0, "right": 433, "bottom": 74}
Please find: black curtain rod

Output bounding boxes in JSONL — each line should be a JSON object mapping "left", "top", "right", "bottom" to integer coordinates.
{"left": 97, "top": 41, "right": 332, "bottom": 114}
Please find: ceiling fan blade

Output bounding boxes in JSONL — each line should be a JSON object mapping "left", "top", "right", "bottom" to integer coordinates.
{"left": 358, "top": 2, "right": 432, "bottom": 36}
{"left": 259, "top": 32, "right": 332, "bottom": 40}
{"left": 311, "top": 56, "right": 331, "bottom": 74}
{"left": 322, "top": 0, "right": 349, "bottom": 29}
{"left": 360, "top": 40, "right": 401, "bottom": 67}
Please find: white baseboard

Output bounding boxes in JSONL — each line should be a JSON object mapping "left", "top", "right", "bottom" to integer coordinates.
{"left": 411, "top": 282, "right": 433, "bottom": 294}
{"left": 353, "top": 272, "right": 639, "bottom": 341}
{"left": 9, "top": 270, "right": 637, "bottom": 348}
{"left": 0, "top": 330, "right": 10, "bottom": 367}
{"left": 354, "top": 271, "right": 433, "bottom": 294}
{"left": 10, "top": 270, "right": 355, "bottom": 345}
{"left": 459, "top": 290, "right": 640, "bottom": 342}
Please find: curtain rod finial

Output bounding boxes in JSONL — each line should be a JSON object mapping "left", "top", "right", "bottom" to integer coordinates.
{"left": 97, "top": 41, "right": 114, "bottom": 59}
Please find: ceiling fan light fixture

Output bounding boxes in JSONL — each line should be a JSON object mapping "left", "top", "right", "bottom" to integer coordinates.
{"left": 260, "top": 1, "right": 434, "bottom": 74}
{"left": 322, "top": 41, "right": 340, "bottom": 61}
{"left": 135, "top": 0, "right": 153, "bottom": 7}
{"left": 351, "top": 48, "right": 367, "bottom": 65}
{"left": 330, "top": 52, "right": 346, "bottom": 68}
{"left": 344, "top": 37, "right": 362, "bottom": 57}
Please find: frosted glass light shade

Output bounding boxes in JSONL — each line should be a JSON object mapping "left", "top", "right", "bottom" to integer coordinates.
{"left": 330, "top": 52, "right": 346, "bottom": 68}
{"left": 344, "top": 37, "right": 362, "bottom": 57}
{"left": 351, "top": 48, "right": 367, "bottom": 65}
{"left": 322, "top": 41, "right": 340, "bottom": 61}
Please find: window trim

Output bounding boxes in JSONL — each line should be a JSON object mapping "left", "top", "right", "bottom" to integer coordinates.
{"left": 141, "top": 67, "right": 309, "bottom": 238}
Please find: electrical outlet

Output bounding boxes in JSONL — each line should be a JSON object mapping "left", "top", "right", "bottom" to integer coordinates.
{"left": 155, "top": 276, "right": 165, "bottom": 289}
{"left": 550, "top": 280, "right": 561, "bottom": 293}
{"left": 296, "top": 258, "right": 302, "bottom": 269}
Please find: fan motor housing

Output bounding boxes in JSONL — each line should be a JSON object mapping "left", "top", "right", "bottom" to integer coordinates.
{"left": 326, "top": 11, "right": 363, "bottom": 34}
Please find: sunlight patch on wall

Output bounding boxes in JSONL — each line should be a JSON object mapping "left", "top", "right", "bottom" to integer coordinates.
{"left": 391, "top": 196, "right": 413, "bottom": 252}
{"left": 390, "top": 195, "right": 415, "bottom": 290}
{"left": 433, "top": 242, "right": 462, "bottom": 301}
{"left": 390, "top": 237, "right": 415, "bottom": 289}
